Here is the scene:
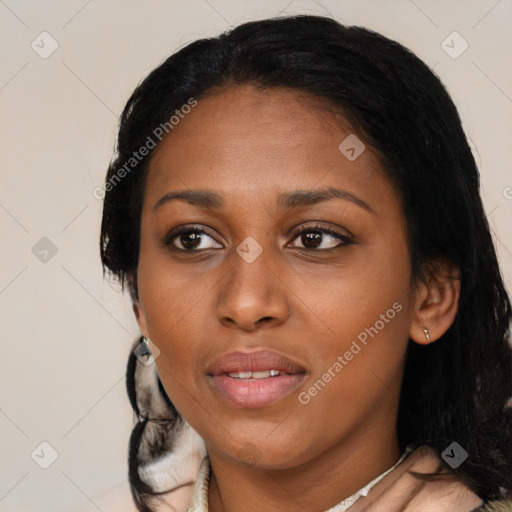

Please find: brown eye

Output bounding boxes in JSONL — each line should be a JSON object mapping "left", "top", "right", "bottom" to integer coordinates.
{"left": 163, "top": 226, "right": 222, "bottom": 252}
{"left": 289, "top": 224, "right": 352, "bottom": 251}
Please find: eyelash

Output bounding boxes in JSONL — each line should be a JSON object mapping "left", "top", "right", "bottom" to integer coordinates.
{"left": 162, "top": 222, "right": 353, "bottom": 253}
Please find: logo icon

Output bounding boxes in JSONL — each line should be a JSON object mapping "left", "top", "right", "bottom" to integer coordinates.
{"left": 31, "top": 441, "right": 59, "bottom": 469}
{"left": 31, "top": 32, "right": 59, "bottom": 59}
{"left": 236, "top": 442, "right": 262, "bottom": 464}
{"left": 338, "top": 134, "right": 365, "bottom": 161}
{"left": 441, "top": 32, "right": 469, "bottom": 59}
{"left": 441, "top": 441, "right": 468, "bottom": 468}
{"left": 236, "top": 236, "right": 263, "bottom": 263}
{"left": 134, "top": 338, "right": 161, "bottom": 366}
{"left": 32, "top": 237, "right": 58, "bottom": 263}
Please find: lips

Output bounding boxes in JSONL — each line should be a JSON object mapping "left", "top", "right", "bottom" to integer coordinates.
{"left": 207, "top": 349, "right": 306, "bottom": 376}
{"left": 207, "top": 349, "right": 307, "bottom": 408}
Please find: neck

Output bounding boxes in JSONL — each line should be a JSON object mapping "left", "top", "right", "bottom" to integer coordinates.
{"left": 208, "top": 419, "right": 401, "bottom": 512}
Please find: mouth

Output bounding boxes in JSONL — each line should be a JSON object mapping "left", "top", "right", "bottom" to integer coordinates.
{"left": 206, "top": 349, "right": 307, "bottom": 408}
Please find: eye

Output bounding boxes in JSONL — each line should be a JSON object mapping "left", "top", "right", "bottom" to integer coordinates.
{"left": 163, "top": 225, "right": 222, "bottom": 252}
{"left": 288, "top": 223, "right": 353, "bottom": 251}
{"left": 163, "top": 222, "right": 353, "bottom": 253}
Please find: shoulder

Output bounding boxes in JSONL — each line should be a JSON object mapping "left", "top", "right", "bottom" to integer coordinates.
{"left": 349, "top": 445, "right": 486, "bottom": 512}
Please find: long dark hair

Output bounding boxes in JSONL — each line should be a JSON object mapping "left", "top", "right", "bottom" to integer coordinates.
{"left": 100, "top": 14, "right": 512, "bottom": 506}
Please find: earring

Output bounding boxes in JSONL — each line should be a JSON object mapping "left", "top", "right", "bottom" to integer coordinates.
{"left": 133, "top": 336, "right": 154, "bottom": 366}
{"left": 142, "top": 336, "right": 153, "bottom": 356}
{"left": 134, "top": 336, "right": 161, "bottom": 366}
{"left": 423, "top": 327, "right": 432, "bottom": 343}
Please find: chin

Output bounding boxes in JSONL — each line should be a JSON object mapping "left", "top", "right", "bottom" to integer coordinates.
{"left": 220, "top": 436, "right": 311, "bottom": 471}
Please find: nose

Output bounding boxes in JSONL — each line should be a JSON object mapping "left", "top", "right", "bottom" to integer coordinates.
{"left": 215, "top": 245, "right": 290, "bottom": 332}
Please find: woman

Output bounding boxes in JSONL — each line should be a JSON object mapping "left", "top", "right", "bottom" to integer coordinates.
{"left": 99, "top": 14, "right": 512, "bottom": 512}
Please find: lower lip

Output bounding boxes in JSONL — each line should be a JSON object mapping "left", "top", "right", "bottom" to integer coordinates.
{"left": 209, "top": 374, "right": 306, "bottom": 408}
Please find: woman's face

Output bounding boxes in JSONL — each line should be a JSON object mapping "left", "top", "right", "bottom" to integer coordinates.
{"left": 135, "top": 85, "right": 418, "bottom": 469}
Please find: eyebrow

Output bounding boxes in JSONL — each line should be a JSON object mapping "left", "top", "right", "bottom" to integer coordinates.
{"left": 153, "top": 187, "right": 375, "bottom": 214}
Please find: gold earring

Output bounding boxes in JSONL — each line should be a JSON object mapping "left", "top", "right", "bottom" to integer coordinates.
{"left": 423, "top": 327, "right": 431, "bottom": 343}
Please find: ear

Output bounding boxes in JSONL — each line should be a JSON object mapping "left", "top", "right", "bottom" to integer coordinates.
{"left": 409, "top": 259, "right": 461, "bottom": 345}
{"left": 133, "top": 299, "right": 150, "bottom": 339}
{"left": 128, "top": 271, "right": 150, "bottom": 338}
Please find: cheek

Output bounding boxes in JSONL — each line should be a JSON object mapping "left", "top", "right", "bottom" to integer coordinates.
{"left": 138, "top": 270, "right": 204, "bottom": 362}
{"left": 145, "top": 286, "right": 207, "bottom": 417}
{"left": 297, "top": 241, "right": 412, "bottom": 344}
{"left": 137, "top": 233, "right": 201, "bottom": 340}
{"left": 136, "top": 244, "right": 218, "bottom": 399}
{"left": 300, "top": 237, "right": 414, "bottom": 400}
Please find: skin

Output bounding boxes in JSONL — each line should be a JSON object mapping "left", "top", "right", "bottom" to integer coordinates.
{"left": 133, "top": 85, "right": 460, "bottom": 512}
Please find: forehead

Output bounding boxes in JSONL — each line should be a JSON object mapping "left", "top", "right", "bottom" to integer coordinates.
{"left": 144, "top": 85, "right": 390, "bottom": 210}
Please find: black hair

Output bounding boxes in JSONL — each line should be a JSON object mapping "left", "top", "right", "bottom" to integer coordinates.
{"left": 100, "top": 13, "right": 512, "bottom": 508}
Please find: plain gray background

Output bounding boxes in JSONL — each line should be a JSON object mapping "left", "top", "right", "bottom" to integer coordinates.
{"left": 1, "top": 1, "right": 511, "bottom": 510}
